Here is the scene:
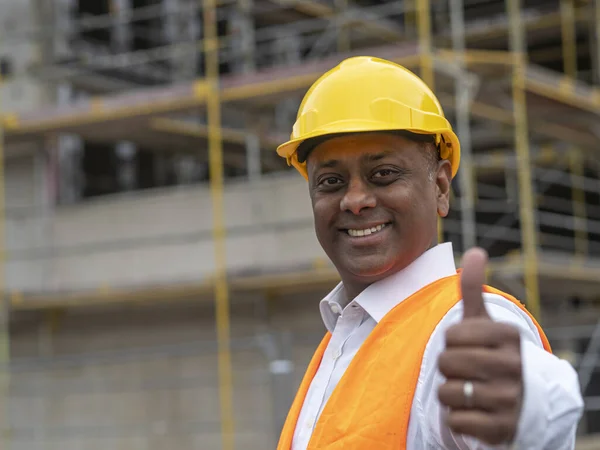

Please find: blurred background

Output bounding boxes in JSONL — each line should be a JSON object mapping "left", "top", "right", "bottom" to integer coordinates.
{"left": 0, "top": 0, "right": 598, "bottom": 448}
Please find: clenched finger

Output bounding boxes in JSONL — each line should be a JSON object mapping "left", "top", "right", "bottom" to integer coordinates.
{"left": 438, "top": 348, "right": 522, "bottom": 381}
{"left": 446, "top": 410, "right": 517, "bottom": 446}
{"left": 445, "top": 319, "right": 521, "bottom": 348}
{"left": 438, "top": 379, "right": 522, "bottom": 412}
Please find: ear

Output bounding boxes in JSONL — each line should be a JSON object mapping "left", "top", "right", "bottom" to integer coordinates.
{"left": 435, "top": 160, "right": 452, "bottom": 217}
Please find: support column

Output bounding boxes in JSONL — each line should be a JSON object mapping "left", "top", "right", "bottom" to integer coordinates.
{"left": 506, "top": 0, "right": 540, "bottom": 319}
{"left": 269, "top": 331, "right": 294, "bottom": 441}
{"left": 112, "top": 0, "right": 132, "bottom": 53}
{"left": 449, "top": 0, "right": 476, "bottom": 251}
{"left": 405, "top": 0, "right": 414, "bottom": 37}
{"left": 560, "top": 0, "right": 588, "bottom": 259}
{"left": 274, "top": 98, "right": 299, "bottom": 134}
{"left": 55, "top": 84, "right": 84, "bottom": 205}
{"left": 0, "top": 302, "right": 8, "bottom": 449}
{"left": 50, "top": 0, "right": 75, "bottom": 59}
{"left": 0, "top": 72, "right": 10, "bottom": 450}
{"left": 203, "top": 0, "right": 235, "bottom": 448}
{"left": 32, "top": 0, "right": 62, "bottom": 106}
{"left": 416, "top": 0, "right": 434, "bottom": 90}
{"left": 116, "top": 141, "right": 137, "bottom": 191}
{"left": 596, "top": 0, "right": 600, "bottom": 84}
{"left": 166, "top": 0, "right": 200, "bottom": 80}
{"left": 230, "top": 0, "right": 256, "bottom": 74}
{"left": 245, "top": 132, "right": 261, "bottom": 182}
{"left": 561, "top": 0, "right": 577, "bottom": 79}
{"left": 335, "top": 0, "right": 350, "bottom": 52}
{"left": 416, "top": 0, "right": 442, "bottom": 243}
{"left": 272, "top": 31, "right": 301, "bottom": 66}
{"left": 570, "top": 150, "right": 588, "bottom": 258}
{"left": 253, "top": 294, "right": 294, "bottom": 445}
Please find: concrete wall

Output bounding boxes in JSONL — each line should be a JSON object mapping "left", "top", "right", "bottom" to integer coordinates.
{"left": 5, "top": 153, "right": 53, "bottom": 293}
{"left": 7, "top": 290, "right": 330, "bottom": 450}
{"left": 5, "top": 171, "right": 327, "bottom": 295}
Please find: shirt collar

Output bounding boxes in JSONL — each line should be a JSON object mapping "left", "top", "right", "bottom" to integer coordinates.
{"left": 319, "top": 242, "right": 457, "bottom": 332}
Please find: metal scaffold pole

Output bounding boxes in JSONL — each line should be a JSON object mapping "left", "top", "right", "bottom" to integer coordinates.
{"left": 416, "top": 0, "right": 433, "bottom": 128}
{"left": 449, "top": 0, "right": 476, "bottom": 251}
{"left": 416, "top": 0, "right": 443, "bottom": 243}
{"left": 203, "top": 0, "right": 235, "bottom": 448}
{"left": 560, "top": 0, "right": 588, "bottom": 258}
{"left": 596, "top": 0, "right": 600, "bottom": 84}
{"left": 405, "top": 0, "right": 414, "bottom": 35}
{"left": 335, "top": 0, "right": 350, "bottom": 52}
{"left": 0, "top": 73, "right": 10, "bottom": 449}
{"left": 506, "top": 0, "right": 541, "bottom": 319}
{"left": 561, "top": 0, "right": 577, "bottom": 79}
{"left": 570, "top": 150, "right": 588, "bottom": 258}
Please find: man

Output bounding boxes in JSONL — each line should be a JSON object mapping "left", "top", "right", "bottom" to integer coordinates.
{"left": 275, "top": 56, "right": 583, "bottom": 449}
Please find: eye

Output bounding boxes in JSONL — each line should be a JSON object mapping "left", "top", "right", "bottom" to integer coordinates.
{"left": 318, "top": 176, "right": 342, "bottom": 187}
{"left": 372, "top": 168, "right": 398, "bottom": 179}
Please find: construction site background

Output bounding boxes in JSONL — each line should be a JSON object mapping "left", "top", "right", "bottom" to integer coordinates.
{"left": 0, "top": 0, "right": 598, "bottom": 449}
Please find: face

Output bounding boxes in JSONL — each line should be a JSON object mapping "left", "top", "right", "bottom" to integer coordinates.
{"left": 306, "top": 133, "right": 452, "bottom": 297}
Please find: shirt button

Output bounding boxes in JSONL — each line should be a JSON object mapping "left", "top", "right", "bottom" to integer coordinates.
{"left": 330, "top": 303, "right": 342, "bottom": 315}
{"left": 333, "top": 349, "right": 342, "bottom": 360}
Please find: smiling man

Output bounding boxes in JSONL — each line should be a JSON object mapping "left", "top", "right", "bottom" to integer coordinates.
{"left": 274, "top": 57, "right": 583, "bottom": 449}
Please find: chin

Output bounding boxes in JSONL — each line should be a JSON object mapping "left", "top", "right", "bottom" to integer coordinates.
{"left": 343, "top": 258, "right": 397, "bottom": 282}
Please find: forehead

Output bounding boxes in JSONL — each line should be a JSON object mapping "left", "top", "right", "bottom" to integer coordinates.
{"left": 307, "top": 132, "right": 420, "bottom": 166}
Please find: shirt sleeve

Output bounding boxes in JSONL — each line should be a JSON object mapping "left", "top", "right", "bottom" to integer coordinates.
{"left": 414, "top": 292, "right": 584, "bottom": 450}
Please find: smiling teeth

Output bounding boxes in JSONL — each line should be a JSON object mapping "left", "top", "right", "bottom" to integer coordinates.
{"left": 348, "top": 223, "right": 387, "bottom": 237}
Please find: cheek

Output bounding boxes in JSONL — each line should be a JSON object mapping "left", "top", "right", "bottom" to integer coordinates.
{"left": 382, "top": 188, "right": 414, "bottom": 214}
{"left": 312, "top": 198, "right": 337, "bottom": 230}
{"left": 386, "top": 185, "right": 435, "bottom": 220}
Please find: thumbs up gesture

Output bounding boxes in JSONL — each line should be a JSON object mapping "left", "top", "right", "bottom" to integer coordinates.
{"left": 438, "top": 248, "right": 523, "bottom": 445}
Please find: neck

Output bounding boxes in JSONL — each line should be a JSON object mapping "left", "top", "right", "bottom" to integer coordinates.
{"left": 341, "top": 238, "right": 441, "bottom": 303}
{"left": 343, "top": 281, "right": 371, "bottom": 304}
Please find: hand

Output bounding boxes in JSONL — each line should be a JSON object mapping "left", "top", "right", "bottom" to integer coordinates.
{"left": 437, "top": 247, "right": 523, "bottom": 446}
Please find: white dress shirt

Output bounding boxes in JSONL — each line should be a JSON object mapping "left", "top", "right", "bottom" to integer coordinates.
{"left": 292, "top": 243, "right": 584, "bottom": 450}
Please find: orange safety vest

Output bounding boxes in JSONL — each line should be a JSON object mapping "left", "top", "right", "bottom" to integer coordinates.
{"left": 277, "top": 273, "right": 551, "bottom": 450}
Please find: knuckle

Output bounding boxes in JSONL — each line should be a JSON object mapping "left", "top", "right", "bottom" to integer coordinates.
{"left": 446, "top": 413, "right": 466, "bottom": 434}
{"left": 489, "top": 428, "right": 506, "bottom": 446}
{"left": 496, "top": 384, "right": 521, "bottom": 409}
{"left": 504, "top": 352, "right": 522, "bottom": 377}
{"left": 495, "top": 417, "right": 515, "bottom": 444}
{"left": 507, "top": 324, "right": 520, "bottom": 338}
{"left": 499, "top": 324, "right": 521, "bottom": 342}
{"left": 438, "top": 352, "right": 453, "bottom": 375}
{"left": 445, "top": 324, "right": 462, "bottom": 344}
{"left": 437, "top": 383, "right": 451, "bottom": 403}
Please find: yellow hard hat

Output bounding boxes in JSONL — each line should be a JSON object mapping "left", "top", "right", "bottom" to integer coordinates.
{"left": 276, "top": 56, "right": 460, "bottom": 180}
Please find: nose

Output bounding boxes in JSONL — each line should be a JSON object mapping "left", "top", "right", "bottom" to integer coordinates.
{"left": 340, "top": 179, "right": 376, "bottom": 215}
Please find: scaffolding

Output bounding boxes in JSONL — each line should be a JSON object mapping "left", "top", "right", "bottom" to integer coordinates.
{"left": 0, "top": 0, "right": 598, "bottom": 447}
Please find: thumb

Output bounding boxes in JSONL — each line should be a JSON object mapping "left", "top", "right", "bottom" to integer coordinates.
{"left": 460, "top": 247, "right": 490, "bottom": 319}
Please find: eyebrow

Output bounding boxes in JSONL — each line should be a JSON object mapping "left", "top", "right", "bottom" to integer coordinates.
{"left": 313, "top": 149, "right": 396, "bottom": 172}
{"left": 364, "top": 150, "right": 395, "bottom": 162}
{"left": 315, "top": 159, "right": 339, "bottom": 170}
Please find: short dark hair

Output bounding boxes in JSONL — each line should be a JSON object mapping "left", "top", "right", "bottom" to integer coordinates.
{"left": 421, "top": 140, "right": 442, "bottom": 176}
{"left": 297, "top": 131, "right": 440, "bottom": 174}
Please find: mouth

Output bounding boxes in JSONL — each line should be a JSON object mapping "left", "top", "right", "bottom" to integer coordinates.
{"left": 342, "top": 222, "right": 391, "bottom": 238}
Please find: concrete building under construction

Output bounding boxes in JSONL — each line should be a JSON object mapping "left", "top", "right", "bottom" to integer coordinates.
{"left": 0, "top": 0, "right": 598, "bottom": 448}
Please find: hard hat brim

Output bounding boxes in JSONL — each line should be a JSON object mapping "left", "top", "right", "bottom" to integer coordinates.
{"left": 277, "top": 125, "right": 460, "bottom": 181}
